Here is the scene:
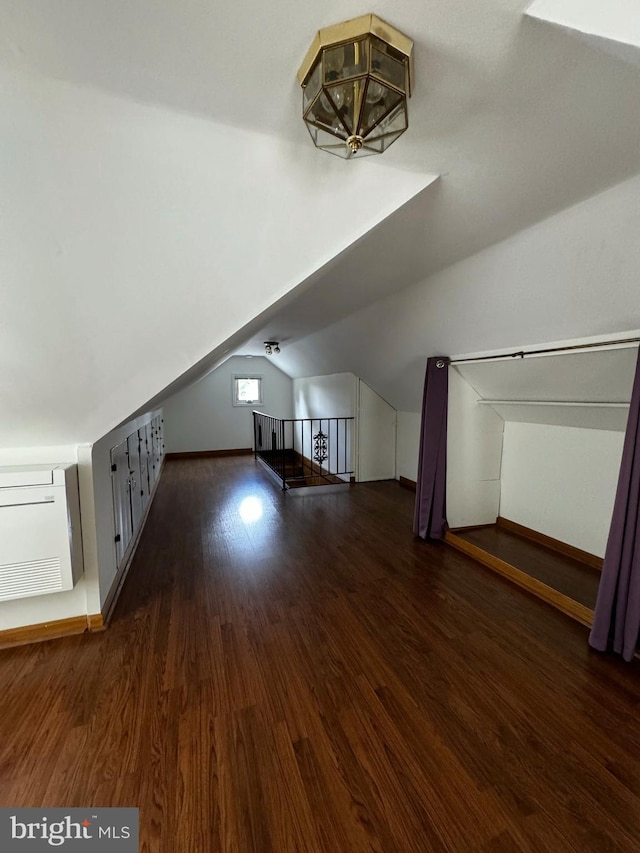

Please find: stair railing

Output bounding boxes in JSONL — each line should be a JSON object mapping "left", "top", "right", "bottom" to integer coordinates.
{"left": 253, "top": 411, "right": 354, "bottom": 490}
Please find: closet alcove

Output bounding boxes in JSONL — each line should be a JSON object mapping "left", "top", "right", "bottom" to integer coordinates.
{"left": 444, "top": 342, "right": 638, "bottom": 626}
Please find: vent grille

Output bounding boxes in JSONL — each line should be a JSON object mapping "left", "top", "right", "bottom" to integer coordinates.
{"left": 0, "top": 557, "right": 63, "bottom": 601}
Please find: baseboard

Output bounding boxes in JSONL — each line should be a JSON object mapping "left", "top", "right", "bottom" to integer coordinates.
{"left": 398, "top": 476, "right": 417, "bottom": 492}
{"left": 101, "top": 456, "right": 166, "bottom": 625}
{"left": 0, "top": 616, "right": 90, "bottom": 650}
{"left": 166, "top": 448, "right": 252, "bottom": 459}
{"left": 444, "top": 530, "right": 594, "bottom": 629}
{"left": 87, "top": 613, "right": 105, "bottom": 632}
{"left": 496, "top": 517, "right": 603, "bottom": 571}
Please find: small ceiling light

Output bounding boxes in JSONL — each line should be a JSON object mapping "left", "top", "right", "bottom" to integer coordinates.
{"left": 264, "top": 341, "right": 279, "bottom": 355}
{"left": 274, "top": 344, "right": 280, "bottom": 354}
{"left": 297, "top": 14, "right": 413, "bottom": 159}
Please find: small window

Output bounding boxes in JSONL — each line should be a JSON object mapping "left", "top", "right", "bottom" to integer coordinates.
{"left": 233, "top": 375, "right": 263, "bottom": 406}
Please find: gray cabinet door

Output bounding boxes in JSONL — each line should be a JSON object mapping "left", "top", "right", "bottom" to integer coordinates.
{"left": 148, "top": 422, "right": 157, "bottom": 489}
{"left": 111, "top": 439, "right": 133, "bottom": 567}
{"left": 138, "top": 426, "right": 151, "bottom": 509}
{"left": 127, "top": 432, "right": 143, "bottom": 533}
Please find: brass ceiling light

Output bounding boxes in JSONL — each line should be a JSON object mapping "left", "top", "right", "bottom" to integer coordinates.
{"left": 297, "top": 14, "right": 414, "bottom": 159}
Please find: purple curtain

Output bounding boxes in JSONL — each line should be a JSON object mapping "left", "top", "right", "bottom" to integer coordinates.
{"left": 589, "top": 347, "right": 640, "bottom": 662}
{"left": 413, "top": 357, "right": 449, "bottom": 540}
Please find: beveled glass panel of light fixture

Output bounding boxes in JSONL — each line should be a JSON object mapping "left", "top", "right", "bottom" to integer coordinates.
{"left": 307, "top": 124, "right": 382, "bottom": 159}
{"left": 358, "top": 81, "right": 402, "bottom": 137}
{"left": 306, "top": 91, "right": 346, "bottom": 136}
{"left": 365, "top": 101, "right": 408, "bottom": 141}
{"left": 303, "top": 60, "right": 322, "bottom": 111}
{"left": 326, "top": 78, "right": 365, "bottom": 135}
{"left": 323, "top": 39, "right": 368, "bottom": 84}
{"left": 370, "top": 37, "right": 407, "bottom": 91}
{"left": 298, "top": 14, "right": 413, "bottom": 159}
{"left": 361, "top": 129, "right": 405, "bottom": 155}
{"left": 305, "top": 125, "right": 354, "bottom": 157}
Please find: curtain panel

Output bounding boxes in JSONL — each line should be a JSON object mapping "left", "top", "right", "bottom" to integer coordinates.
{"left": 589, "top": 347, "right": 640, "bottom": 662}
{"left": 413, "top": 356, "right": 449, "bottom": 540}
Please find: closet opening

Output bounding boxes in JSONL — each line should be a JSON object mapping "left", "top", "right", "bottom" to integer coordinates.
{"left": 443, "top": 338, "right": 638, "bottom": 626}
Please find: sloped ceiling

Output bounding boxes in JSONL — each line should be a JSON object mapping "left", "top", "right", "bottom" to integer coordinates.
{"left": 452, "top": 346, "right": 637, "bottom": 432}
{"left": 234, "top": 168, "right": 640, "bottom": 411}
{"left": 455, "top": 347, "right": 637, "bottom": 404}
{"left": 526, "top": 0, "right": 640, "bottom": 68}
{"left": 3, "top": 0, "right": 640, "bottom": 445}
{"left": 0, "top": 70, "right": 433, "bottom": 446}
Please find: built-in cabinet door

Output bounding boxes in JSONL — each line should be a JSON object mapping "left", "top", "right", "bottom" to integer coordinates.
{"left": 148, "top": 423, "right": 157, "bottom": 489}
{"left": 152, "top": 417, "right": 160, "bottom": 474}
{"left": 152, "top": 416, "right": 164, "bottom": 468}
{"left": 138, "top": 426, "right": 151, "bottom": 510}
{"left": 111, "top": 440, "right": 133, "bottom": 566}
{"left": 111, "top": 415, "right": 163, "bottom": 570}
{"left": 156, "top": 416, "right": 165, "bottom": 461}
{"left": 127, "top": 433, "right": 144, "bottom": 533}
{"left": 144, "top": 421, "right": 153, "bottom": 494}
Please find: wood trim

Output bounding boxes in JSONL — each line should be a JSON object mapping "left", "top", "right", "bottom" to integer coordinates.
{"left": 87, "top": 613, "right": 105, "bottom": 632}
{"left": 166, "top": 448, "right": 252, "bottom": 460}
{"left": 444, "top": 531, "right": 594, "bottom": 629}
{"left": 399, "top": 476, "right": 417, "bottom": 492}
{"left": 448, "top": 523, "right": 495, "bottom": 533}
{"left": 497, "top": 516, "right": 603, "bottom": 571}
{"left": 0, "top": 616, "right": 90, "bottom": 650}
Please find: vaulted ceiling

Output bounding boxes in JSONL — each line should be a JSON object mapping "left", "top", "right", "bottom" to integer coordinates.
{"left": 2, "top": 0, "right": 640, "bottom": 443}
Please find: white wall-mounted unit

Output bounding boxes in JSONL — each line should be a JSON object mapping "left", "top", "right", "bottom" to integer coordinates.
{"left": 0, "top": 463, "right": 83, "bottom": 601}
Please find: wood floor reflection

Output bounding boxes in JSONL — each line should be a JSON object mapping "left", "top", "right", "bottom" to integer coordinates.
{"left": 0, "top": 456, "right": 639, "bottom": 852}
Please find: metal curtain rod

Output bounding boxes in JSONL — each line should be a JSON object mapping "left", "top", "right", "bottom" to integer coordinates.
{"left": 450, "top": 337, "right": 640, "bottom": 365}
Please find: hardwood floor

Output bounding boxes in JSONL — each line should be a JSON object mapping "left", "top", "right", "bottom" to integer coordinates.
{"left": 1, "top": 456, "right": 639, "bottom": 851}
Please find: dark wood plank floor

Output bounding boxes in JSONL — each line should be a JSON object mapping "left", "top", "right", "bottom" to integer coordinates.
{"left": 456, "top": 525, "right": 601, "bottom": 609}
{"left": 1, "top": 457, "right": 639, "bottom": 852}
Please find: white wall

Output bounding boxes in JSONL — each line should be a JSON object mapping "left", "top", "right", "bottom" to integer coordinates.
{"left": 447, "top": 368, "right": 504, "bottom": 527}
{"left": 396, "top": 412, "right": 421, "bottom": 482}
{"left": 293, "top": 373, "right": 357, "bottom": 478}
{"left": 164, "top": 357, "right": 292, "bottom": 453}
{"left": 357, "top": 381, "right": 397, "bottom": 482}
{"left": 500, "top": 421, "right": 624, "bottom": 557}
{"left": 293, "top": 373, "right": 357, "bottom": 421}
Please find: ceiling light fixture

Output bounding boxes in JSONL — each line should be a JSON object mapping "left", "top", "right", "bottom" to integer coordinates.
{"left": 264, "top": 341, "right": 280, "bottom": 355}
{"left": 297, "top": 14, "right": 413, "bottom": 159}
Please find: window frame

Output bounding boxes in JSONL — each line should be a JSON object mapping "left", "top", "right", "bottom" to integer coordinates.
{"left": 232, "top": 374, "right": 264, "bottom": 407}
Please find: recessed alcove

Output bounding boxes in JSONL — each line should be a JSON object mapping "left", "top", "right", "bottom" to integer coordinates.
{"left": 445, "top": 342, "right": 637, "bottom": 624}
